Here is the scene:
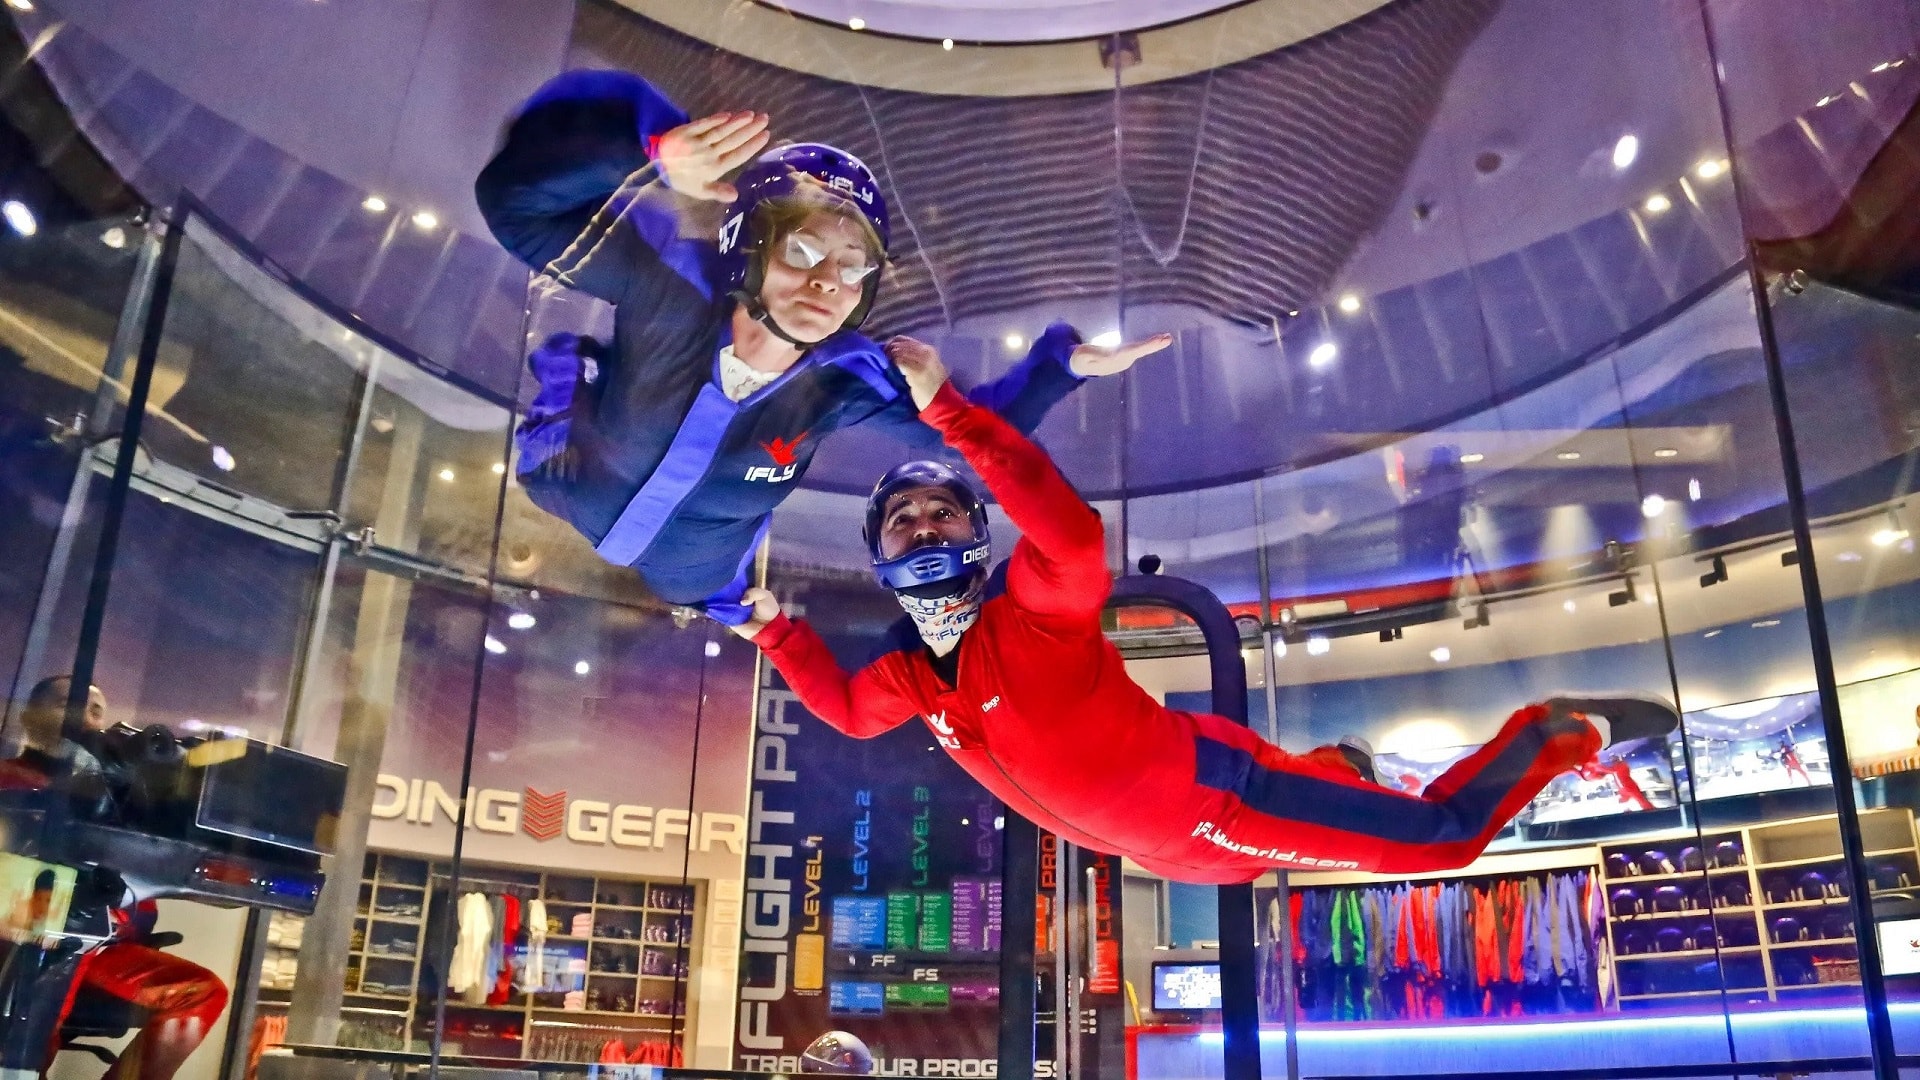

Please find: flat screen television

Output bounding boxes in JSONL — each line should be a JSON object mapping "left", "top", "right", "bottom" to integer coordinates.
{"left": 1152, "top": 961, "right": 1221, "bottom": 1011}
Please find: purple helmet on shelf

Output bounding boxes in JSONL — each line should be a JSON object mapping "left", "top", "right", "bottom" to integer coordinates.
{"left": 1651, "top": 885, "right": 1686, "bottom": 912}
{"left": 1653, "top": 926, "right": 1687, "bottom": 953}
{"left": 717, "top": 143, "right": 891, "bottom": 346}
{"left": 1611, "top": 887, "right": 1642, "bottom": 917}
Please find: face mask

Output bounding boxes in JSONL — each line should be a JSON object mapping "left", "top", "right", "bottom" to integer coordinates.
{"left": 897, "top": 576, "right": 983, "bottom": 655}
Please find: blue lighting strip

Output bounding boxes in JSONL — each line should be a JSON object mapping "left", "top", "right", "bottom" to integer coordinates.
{"left": 1183, "top": 1000, "right": 1920, "bottom": 1044}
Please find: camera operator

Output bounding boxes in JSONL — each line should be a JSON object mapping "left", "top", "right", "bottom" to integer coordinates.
{"left": 1, "top": 676, "right": 229, "bottom": 1080}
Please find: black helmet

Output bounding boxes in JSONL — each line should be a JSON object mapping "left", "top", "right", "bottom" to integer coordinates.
{"left": 864, "top": 461, "right": 990, "bottom": 600}
{"left": 801, "top": 1031, "right": 874, "bottom": 1075}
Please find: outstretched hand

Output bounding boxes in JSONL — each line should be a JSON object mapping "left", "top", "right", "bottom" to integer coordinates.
{"left": 885, "top": 336, "right": 950, "bottom": 411}
{"left": 655, "top": 111, "right": 772, "bottom": 201}
{"left": 1069, "top": 332, "right": 1174, "bottom": 378}
{"left": 728, "top": 587, "right": 784, "bottom": 641}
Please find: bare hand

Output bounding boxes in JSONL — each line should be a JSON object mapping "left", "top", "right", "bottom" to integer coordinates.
{"left": 655, "top": 111, "right": 772, "bottom": 201}
{"left": 729, "top": 587, "right": 784, "bottom": 641}
{"left": 1069, "top": 332, "right": 1174, "bottom": 378}
{"left": 885, "top": 336, "right": 950, "bottom": 411}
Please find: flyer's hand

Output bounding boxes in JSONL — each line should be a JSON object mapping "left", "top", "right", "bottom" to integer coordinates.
{"left": 655, "top": 112, "right": 772, "bottom": 201}
{"left": 886, "top": 336, "right": 950, "bottom": 411}
{"left": 729, "top": 588, "right": 784, "bottom": 641}
{"left": 1069, "top": 332, "right": 1174, "bottom": 378}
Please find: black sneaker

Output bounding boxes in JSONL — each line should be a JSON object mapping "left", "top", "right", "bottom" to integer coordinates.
{"left": 1336, "top": 735, "right": 1379, "bottom": 785}
{"left": 1546, "top": 693, "right": 1680, "bottom": 748}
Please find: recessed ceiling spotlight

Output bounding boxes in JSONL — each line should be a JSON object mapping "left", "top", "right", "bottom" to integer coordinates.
{"left": 1751, "top": 619, "right": 1781, "bottom": 628}
{"left": 1873, "top": 61, "right": 1892, "bottom": 73}
{"left": 438, "top": 467, "right": 455, "bottom": 482}
{"left": 411, "top": 210, "right": 438, "bottom": 231}
{"left": 1644, "top": 194, "right": 1672, "bottom": 214}
{"left": 1306, "top": 635, "right": 1330, "bottom": 656}
{"left": 100, "top": 227, "right": 127, "bottom": 249}
{"left": 1816, "top": 94, "right": 1838, "bottom": 107}
{"left": 1612, "top": 134, "right": 1640, "bottom": 170}
{"left": 507, "top": 612, "right": 536, "bottom": 630}
{"left": 574, "top": 660, "right": 591, "bottom": 676}
{"left": 491, "top": 462, "right": 506, "bottom": 475}
{"left": 211, "top": 445, "right": 236, "bottom": 471}
{"left": 363, "top": 195, "right": 388, "bottom": 213}
{"left": 705, "top": 640, "right": 722, "bottom": 658}
{"left": 484, "top": 635, "right": 507, "bottom": 655}
{"left": 848, "top": 16, "right": 865, "bottom": 29}
{"left": 1308, "top": 342, "right": 1338, "bottom": 370}
{"left": 1459, "top": 452, "right": 1485, "bottom": 464}
{"left": 1641, "top": 494, "right": 1667, "bottom": 518}
{"left": 1563, "top": 599, "right": 1577, "bottom": 613}
{"left": 942, "top": 38, "right": 954, "bottom": 50}
{"left": 5, "top": 0, "right": 33, "bottom": 12}
{"left": 1695, "top": 159, "right": 1726, "bottom": 180}
{"left": 1704, "top": 629, "right": 1722, "bottom": 639}
{"left": 1689, "top": 478, "right": 1703, "bottom": 502}
{"left": 1003, "top": 333, "right": 1026, "bottom": 351}
{"left": 1652, "top": 447, "right": 1679, "bottom": 458}
{"left": 1556, "top": 450, "right": 1582, "bottom": 461}
{"left": 1429, "top": 646, "right": 1451, "bottom": 663}
{"left": 2, "top": 200, "right": 36, "bottom": 237}
{"left": 1337, "top": 293, "right": 1362, "bottom": 314}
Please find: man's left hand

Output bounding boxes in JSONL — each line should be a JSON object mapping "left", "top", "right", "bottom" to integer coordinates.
{"left": 1069, "top": 332, "right": 1174, "bottom": 378}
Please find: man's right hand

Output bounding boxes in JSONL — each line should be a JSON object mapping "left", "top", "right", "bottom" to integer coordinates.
{"left": 729, "top": 587, "right": 784, "bottom": 641}
{"left": 885, "top": 336, "right": 951, "bottom": 411}
{"left": 655, "top": 112, "right": 772, "bottom": 201}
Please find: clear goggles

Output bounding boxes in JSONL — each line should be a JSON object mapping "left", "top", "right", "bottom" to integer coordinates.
{"left": 777, "top": 232, "right": 878, "bottom": 287}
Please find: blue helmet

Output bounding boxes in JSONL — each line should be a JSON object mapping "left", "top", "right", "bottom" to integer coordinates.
{"left": 864, "top": 461, "right": 990, "bottom": 599}
{"left": 717, "top": 143, "right": 890, "bottom": 344}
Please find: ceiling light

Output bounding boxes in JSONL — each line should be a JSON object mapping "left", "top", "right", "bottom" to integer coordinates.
{"left": 438, "top": 467, "right": 455, "bottom": 482}
{"left": 1612, "top": 134, "right": 1639, "bottom": 170}
{"left": 1090, "top": 330, "right": 1122, "bottom": 349}
{"left": 1644, "top": 194, "right": 1672, "bottom": 214}
{"left": 1003, "top": 333, "right": 1026, "bottom": 351}
{"left": 1689, "top": 477, "right": 1703, "bottom": 502}
{"left": 1696, "top": 159, "right": 1727, "bottom": 180}
{"left": 574, "top": 660, "right": 591, "bottom": 676}
{"left": 1836, "top": 551, "right": 1862, "bottom": 563}
{"left": 1556, "top": 450, "right": 1582, "bottom": 461}
{"left": 100, "top": 227, "right": 127, "bottom": 250}
{"left": 1459, "top": 452, "right": 1485, "bottom": 464}
{"left": 507, "top": 612, "right": 536, "bottom": 630}
{"left": 848, "top": 16, "right": 865, "bottom": 29}
{"left": 484, "top": 636, "right": 507, "bottom": 655}
{"left": 211, "top": 445, "right": 236, "bottom": 471}
{"left": 5, "top": 0, "right": 32, "bottom": 10}
{"left": 1563, "top": 599, "right": 1577, "bottom": 613}
{"left": 362, "top": 195, "right": 388, "bottom": 213}
{"left": 1872, "top": 509, "right": 1908, "bottom": 547}
{"left": 705, "top": 640, "right": 722, "bottom": 658}
{"left": 1816, "top": 95, "right": 1838, "bottom": 107}
{"left": 2, "top": 200, "right": 36, "bottom": 237}
{"left": 1308, "top": 342, "right": 1338, "bottom": 370}
{"left": 1704, "top": 629, "right": 1721, "bottom": 639}
{"left": 1337, "top": 293, "right": 1362, "bottom": 314}
{"left": 1652, "top": 447, "right": 1679, "bottom": 458}
{"left": 1306, "top": 635, "right": 1330, "bottom": 656}
{"left": 1641, "top": 494, "right": 1667, "bottom": 518}
{"left": 1429, "top": 647, "right": 1451, "bottom": 663}
{"left": 1873, "top": 61, "right": 1892, "bottom": 73}
{"left": 370, "top": 415, "right": 395, "bottom": 434}
{"left": 1641, "top": 590, "right": 1657, "bottom": 605}
{"left": 411, "top": 210, "right": 438, "bottom": 231}
{"left": 942, "top": 38, "right": 954, "bottom": 50}
{"left": 492, "top": 462, "right": 506, "bottom": 475}
{"left": 1750, "top": 619, "right": 1781, "bottom": 629}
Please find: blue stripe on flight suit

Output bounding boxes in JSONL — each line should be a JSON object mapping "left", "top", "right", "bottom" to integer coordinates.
{"left": 595, "top": 381, "right": 737, "bottom": 567}
{"left": 1192, "top": 714, "right": 1589, "bottom": 848}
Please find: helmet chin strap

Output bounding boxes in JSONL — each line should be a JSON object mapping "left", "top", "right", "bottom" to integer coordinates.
{"left": 731, "top": 289, "right": 829, "bottom": 350}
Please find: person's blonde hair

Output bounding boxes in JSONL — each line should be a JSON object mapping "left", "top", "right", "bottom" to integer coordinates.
{"left": 748, "top": 183, "right": 883, "bottom": 265}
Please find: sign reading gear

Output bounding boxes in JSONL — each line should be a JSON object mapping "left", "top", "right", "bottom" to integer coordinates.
{"left": 370, "top": 774, "right": 746, "bottom": 854}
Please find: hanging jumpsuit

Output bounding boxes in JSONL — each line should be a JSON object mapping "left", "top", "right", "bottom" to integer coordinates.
{"left": 754, "top": 383, "right": 1605, "bottom": 885}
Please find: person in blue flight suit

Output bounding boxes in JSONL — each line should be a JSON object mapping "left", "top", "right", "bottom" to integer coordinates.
{"left": 476, "top": 70, "right": 1168, "bottom": 623}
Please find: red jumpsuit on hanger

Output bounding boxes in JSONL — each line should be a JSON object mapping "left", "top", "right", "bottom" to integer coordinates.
{"left": 753, "top": 384, "right": 1607, "bottom": 884}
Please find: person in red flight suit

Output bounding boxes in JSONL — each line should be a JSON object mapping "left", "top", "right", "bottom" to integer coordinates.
{"left": 0, "top": 677, "right": 229, "bottom": 1080}
{"left": 729, "top": 338, "right": 1681, "bottom": 885}
{"left": 1573, "top": 755, "right": 1654, "bottom": 811}
{"left": 1776, "top": 733, "right": 1812, "bottom": 786}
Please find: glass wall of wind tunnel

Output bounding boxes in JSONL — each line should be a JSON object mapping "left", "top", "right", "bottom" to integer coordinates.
{"left": 1698, "top": 0, "right": 1920, "bottom": 1060}
{"left": 1116, "top": 0, "right": 1893, "bottom": 1077}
